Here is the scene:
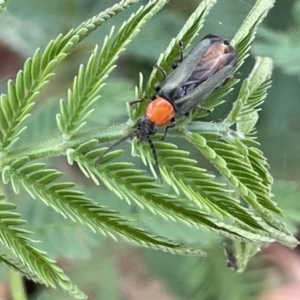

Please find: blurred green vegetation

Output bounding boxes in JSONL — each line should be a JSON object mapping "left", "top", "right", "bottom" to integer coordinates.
{"left": 0, "top": 0, "right": 300, "bottom": 299}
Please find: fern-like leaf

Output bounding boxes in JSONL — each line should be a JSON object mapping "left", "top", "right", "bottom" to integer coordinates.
{"left": 74, "top": 143, "right": 285, "bottom": 244}
{"left": 0, "top": 1, "right": 296, "bottom": 294}
{"left": 0, "top": 246, "right": 44, "bottom": 284}
{"left": 57, "top": 0, "right": 169, "bottom": 137}
{"left": 186, "top": 132, "right": 293, "bottom": 244}
{"left": 0, "top": 197, "right": 86, "bottom": 299}
{"left": 3, "top": 157, "right": 204, "bottom": 256}
{"left": 226, "top": 57, "right": 273, "bottom": 133}
{"left": 0, "top": 0, "right": 138, "bottom": 151}
{"left": 72, "top": 0, "right": 297, "bottom": 248}
{"left": 232, "top": 0, "right": 275, "bottom": 67}
{"left": 148, "top": 140, "right": 279, "bottom": 238}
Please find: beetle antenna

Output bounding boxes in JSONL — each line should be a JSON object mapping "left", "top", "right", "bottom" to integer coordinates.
{"left": 95, "top": 131, "right": 136, "bottom": 166}
{"left": 147, "top": 137, "right": 162, "bottom": 182}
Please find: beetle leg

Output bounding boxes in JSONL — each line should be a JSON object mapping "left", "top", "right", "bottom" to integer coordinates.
{"left": 130, "top": 98, "right": 144, "bottom": 105}
{"left": 147, "top": 137, "right": 162, "bottom": 182}
{"left": 153, "top": 64, "right": 168, "bottom": 92}
{"left": 130, "top": 93, "right": 158, "bottom": 107}
{"left": 195, "top": 105, "right": 212, "bottom": 114}
{"left": 95, "top": 131, "right": 136, "bottom": 166}
{"left": 217, "top": 71, "right": 240, "bottom": 89}
{"left": 155, "top": 40, "right": 184, "bottom": 88}
{"left": 172, "top": 41, "right": 184, "bottom": 69}
{"left": 154, "top": 83, "right": 161, "bottom": 92}
{"left": 226, "top": 71, "right": 241, "bottom": 82}
{"left": 154, "top": 64, "right": 167, "bottom": 81}
{"left": 187, "top": 105, "right": 212, "bottom": 116}
{"left": 160, "top": 118, "right": 176, "bottom": 140}
{"left": 130, "top": 94, "right": 151, "bottom": 105}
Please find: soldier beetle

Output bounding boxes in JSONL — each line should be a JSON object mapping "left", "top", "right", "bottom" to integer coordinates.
{"left": 96, "top": 34, "right": 237, "bottom": 181}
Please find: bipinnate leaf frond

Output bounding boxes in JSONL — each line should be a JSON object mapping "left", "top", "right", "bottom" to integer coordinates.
{"left": 0, "top": 248, "right": 44, "bottom": 284}
{"left": 222, "top": 56, "right": 274, "bottom": 211}
{"left": 0, "top": 196, "right": 86, "bottom": 299}
{"left": 232, "top": 0, "right": 275, "bottom": 68}
{"left": 226, "top": 57, "right": 272, "bottom": 134}
{"left": 0, "top": 0, "right": 138, "bottom": 151}
{"left": 218, "top": 56, "right": 281, "bottom": 224}
{"left": 85, "top": 0, "right": 297, "bottom": 249}
{"left": 186, "top": 131, "right": 296, "bottom": 247}
{"left": 0, "top": 0, "right": 297, "bottom": 295}
{"left": 139, "top": 140, "right": 268, "bottom": 231}
{"left": 134, "top": 127, "right": 296, "bottom": 248}
{"left": 3, "top": 155, "right": 204, "bottom": 256}
{"left": 75, "top": 142, "right": 288, "bottom": 245}
{"left": 205, "top": 54, "right": 292, "bottom": 249}
{"left": 57, "top": 0, "right": 169, "bottom": 136}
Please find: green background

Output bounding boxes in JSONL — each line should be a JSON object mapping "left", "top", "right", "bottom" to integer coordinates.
{"left": 0, "top": 0, "right": 299, "bottom": 299}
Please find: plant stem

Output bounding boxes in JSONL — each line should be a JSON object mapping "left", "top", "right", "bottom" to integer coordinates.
{"left": 7, "top": 268, "right": 27, "bottom": 300}
{"left": 0, "top": 121, "right": 238, "bottom": 168}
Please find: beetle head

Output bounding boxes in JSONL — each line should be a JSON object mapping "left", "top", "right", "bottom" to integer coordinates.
{"left": 136, "top": 116, "right": 157, "bottom": 141}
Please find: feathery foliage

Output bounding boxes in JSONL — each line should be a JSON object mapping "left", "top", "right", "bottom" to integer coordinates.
{"left": 57, "top": 0, "right": 168, "bottom": 137}
{"left": 0, "top": 196, "right": 86, "bottom": 299}
{"left": 0, "top": 0, "right": 139, "bottom": 151}
{"left": 0, "top": 0, "right": 298, "bottom": 298}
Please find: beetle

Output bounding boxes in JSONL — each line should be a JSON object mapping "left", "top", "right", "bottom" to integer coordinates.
{"left": 96, "top": 34, "right": 237, "bottom": 180}
{"left": 172, "top": 34, "right": 237, "bottom": 100}
{"left": 160, "top": 34, "right": 236, "bottom": 112}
